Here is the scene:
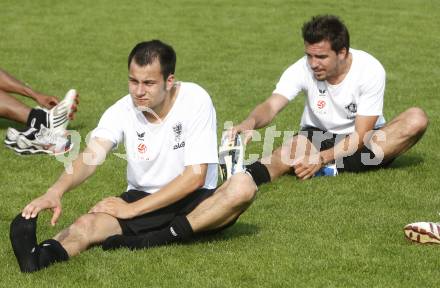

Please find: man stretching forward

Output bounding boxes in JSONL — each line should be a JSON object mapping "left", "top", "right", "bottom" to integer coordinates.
{"left": 10, "top": 40, "right": 256, "bottom": 273}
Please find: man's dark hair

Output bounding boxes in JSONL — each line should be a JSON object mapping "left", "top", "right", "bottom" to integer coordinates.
{"left": 128, "top": 40, "right": 176, "bottom": 80}
{"left": 302, "top": 15, "right": 350, "bottom": 54}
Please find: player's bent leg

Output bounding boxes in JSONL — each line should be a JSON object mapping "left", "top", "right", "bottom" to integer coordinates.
{"left": 368, "top": 107, "right": 428, "bottom": 162}
{"left": 102, "top": 173, "right": 258, "bottom": 251}
{"left": 0, "top": 90, "right": 32, "bottom": 123}
{"left": 187, "top": 172, "right": 257, "bottom": 233}
{"left": 54, "top": 212, "right": 122, "bottom": 257}
{"left": 262, "top": 133, "right": 313, "bottom": 180}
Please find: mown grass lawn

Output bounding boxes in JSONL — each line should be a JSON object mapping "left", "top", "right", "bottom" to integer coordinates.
{"left": 0, "top": 0, "right": 439, "bottom": 287}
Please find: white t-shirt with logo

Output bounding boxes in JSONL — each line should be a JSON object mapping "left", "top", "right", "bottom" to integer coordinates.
{"left": 91, "top": 82, "right": 218, "bottom": 193}
{"left": 273, "top": 48, "right": 386, "bottom": 135}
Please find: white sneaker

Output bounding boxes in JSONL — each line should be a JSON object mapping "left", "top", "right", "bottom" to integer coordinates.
{"left": 5, "top": 127, "right": 22, "bottom": 146}
{"left": 48, "top": 89, "right": 78, "bottom": 134}
{"left": 219, "top": 133, "right": 245, "bottom": 181}
{"left": 15, "top": 126, "right": 73, "bottom": 155}
{"left": 404, "top": 222, "right": 440, "bottom": 244}
{"left": 4, "top": 90, "right": 77, "bottom": 148}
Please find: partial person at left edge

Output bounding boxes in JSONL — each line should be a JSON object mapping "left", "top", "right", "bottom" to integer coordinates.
{"left": 0, "top": 68, "right": 79, "bottom": 155}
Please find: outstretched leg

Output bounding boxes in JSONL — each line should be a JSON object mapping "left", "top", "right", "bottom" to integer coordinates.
{"left": 53, "top": 212, "right": 122, "bottom": 256}
{"left": 102, "top": 173, "right": 258, "bottom": 250}
{"left": 10, "top": 212, "right": 122, "bottom": 273}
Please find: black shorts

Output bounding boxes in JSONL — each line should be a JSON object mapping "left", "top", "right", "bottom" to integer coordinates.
{"left": 117, "top": 188, "right": 216, "bottom": 236}
{"left": 300, "top": 126, "right": 394, "bottom": 173}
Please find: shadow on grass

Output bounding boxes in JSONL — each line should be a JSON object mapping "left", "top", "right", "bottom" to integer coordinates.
{"left": 387, "top": 154, "right": 425, "bottom": 169}
{"left": 190, "top": 222, "right": 260, "bottom": 245}
{"left": 0, "top": 119, "right": 21, "bottom": 130}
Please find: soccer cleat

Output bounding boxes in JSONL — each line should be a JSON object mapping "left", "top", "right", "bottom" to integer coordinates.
{"left": 219, "top": 133, "right": 245, "bottom": 181}
{"left": 404, "top": 222, "right": 440, "bottom": 244}
{"left": 15, "top": 126, "right": 73, "bottom": 155}
{"left": 4, "top": 106, "right": 49, "bottom": 146}
{"left": 47, "top": 89, "right": 78, "bottom": 135}
{"left": 4, "top": 126, "right": 37, "bottom": 148}
{"left": 4, "top": 89, "right": 77, "bottom": 153}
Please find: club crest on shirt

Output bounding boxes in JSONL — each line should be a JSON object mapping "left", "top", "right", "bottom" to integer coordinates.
{"left": 172, "top": 122, "right": 185, "bottom": 150}
{"left": 173, "top": 122, "right": 183, "bottom": 141}
{"left": 345, "top": 102, "right": 357, "bottom": 119}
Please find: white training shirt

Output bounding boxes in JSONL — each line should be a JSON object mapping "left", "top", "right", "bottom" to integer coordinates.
{"left": 273, "top": 48, "right": 386, "bottom": 135}
{"left": 91, "top": 82, "right": 218, "bottom": 193}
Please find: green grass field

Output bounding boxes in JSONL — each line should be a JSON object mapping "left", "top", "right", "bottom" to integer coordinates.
{"left": 1, "top": 0, "right": 439, "bottom": 286}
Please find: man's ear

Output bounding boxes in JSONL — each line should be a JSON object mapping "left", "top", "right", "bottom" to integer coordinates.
{"left": 166, "top": 74, "right": 175, "bottom": 91}
{"left": 338, "top": 47, "right": 349, "bottom": 59}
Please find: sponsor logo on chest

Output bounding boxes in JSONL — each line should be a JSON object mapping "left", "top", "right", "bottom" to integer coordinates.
{"left": 313, "top": 81, "right": 328, "bottom": 115}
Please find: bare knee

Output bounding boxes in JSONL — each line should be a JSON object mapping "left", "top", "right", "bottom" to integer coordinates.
{"left": 403, "top": 107, "right": 429, "bottom": 137}
{"left": 69, "top": 214, "right": 99, "bottom": 243}
{"left": 223, "top": 173, "right": 257, "bottom": 208}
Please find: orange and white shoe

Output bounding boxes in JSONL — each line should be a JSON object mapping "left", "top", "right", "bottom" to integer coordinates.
{"left": 404, "top": 222, "right": 440, "bottom": 244}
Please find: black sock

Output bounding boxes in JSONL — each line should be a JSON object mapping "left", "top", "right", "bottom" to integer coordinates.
{"left": 102, "top": 216, "right": 194, "bottom": 251}
{"left": 245, "top": 161, "right": 271, "bottom": 186}
{"left": 9, "top": 214, "right": 39, "bottom": 273}
{"left": 38, "top": 239, "right": 69, "bottom": 269}
{"left": 26, "top": 108, "right": 48, "bottom": 128}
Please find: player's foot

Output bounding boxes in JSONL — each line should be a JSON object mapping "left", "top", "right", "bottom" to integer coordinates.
{"left": 15, "top": 125, "right": 73, "bottom": 155}
{"left": 219, "top": 133, "right": 245, "bottom": 181}
{"left": 4, "top": 89, "right": 77, "bottom": 150}
{"left": 315, "top": 163, "right": 338, "bottom": 177}
{"left": 404, "top": 222, "right": 440, "bottom": 244}
{"left": 4, "top": 126, "right": 39, "bottom": 148}
{"left": 4, "top": 106, "right": 48, "bottom": 147}
{"left": 10, "top": 214, "right": 40, "bottom": 273}
{"left": 47, "top": 89, "right": 78, "bottom": 135}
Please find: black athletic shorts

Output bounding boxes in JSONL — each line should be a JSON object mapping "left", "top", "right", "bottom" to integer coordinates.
{"left": 117, "top": 188, "right": 216, "bottom": 236}
{"left": 299, "top": 126, "right": 394, "bottom": 173}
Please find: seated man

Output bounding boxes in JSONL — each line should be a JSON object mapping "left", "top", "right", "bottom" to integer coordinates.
{"left": 0, "top": 69, "right": 78, "bottom": 154}
{"left": 231, "top": 15, "right": 428, "bottom": 185}
{"left": 10, "top": 40, "right": 257, "bottom": 273}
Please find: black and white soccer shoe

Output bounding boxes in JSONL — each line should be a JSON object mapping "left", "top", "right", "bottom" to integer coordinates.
{"left": 47, "top": 89, "right": 78, "bottom": 135}
{"left": 14, "top": 126, "right": 73, "bottom": 155}
{"left": 219, "top": 133, "right": 245, "bottom": 182}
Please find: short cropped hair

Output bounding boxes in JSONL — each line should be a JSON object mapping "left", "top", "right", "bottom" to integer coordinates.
{"left": 302, "top": 15, "right": 350, "bottom": 53}
{"left": 128, "top": 40, "right": 176, "bottom": 80}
